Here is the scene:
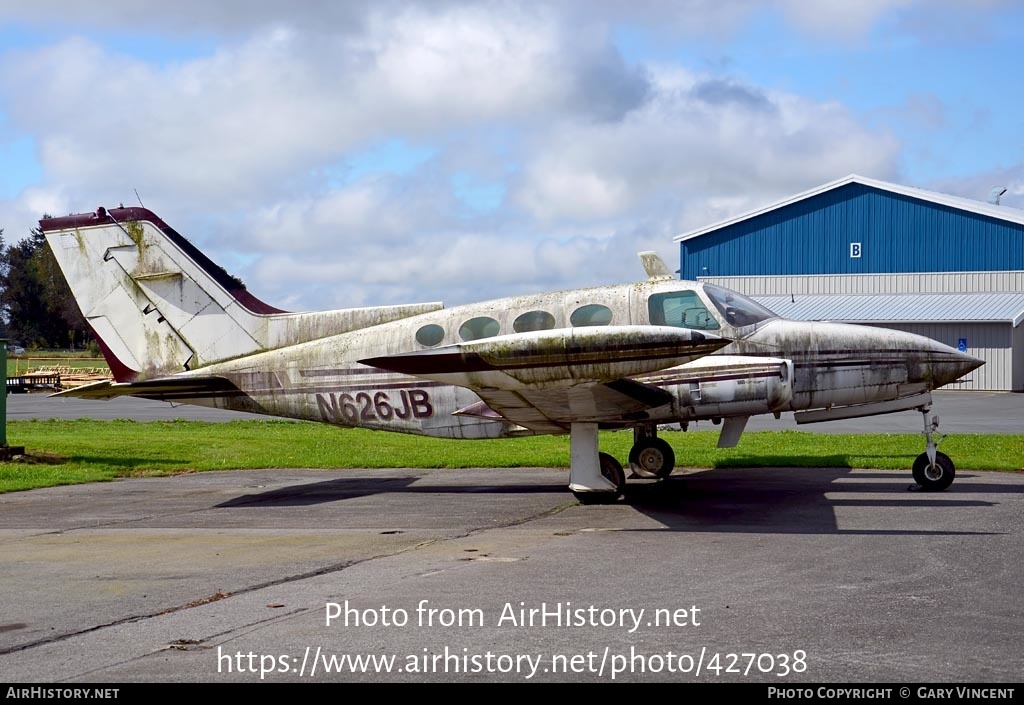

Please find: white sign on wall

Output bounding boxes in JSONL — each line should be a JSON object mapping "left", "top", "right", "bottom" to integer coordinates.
{"left": 850, "top": 242, "right": 862, "bottom": 258}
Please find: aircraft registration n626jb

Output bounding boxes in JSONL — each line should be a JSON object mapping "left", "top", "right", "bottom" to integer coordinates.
{"left": 41, "top": 207, "right": 983, "bottom": 503}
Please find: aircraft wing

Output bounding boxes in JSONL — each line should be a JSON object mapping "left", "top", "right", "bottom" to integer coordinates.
{"left": 361, "top": 325, "right": 729, "bottom": 433}
{"left": 453, "top": 378, "right": 675, "bottom": 434}
{"left": 50, "top": 376, "right": 241, "bottom": 401}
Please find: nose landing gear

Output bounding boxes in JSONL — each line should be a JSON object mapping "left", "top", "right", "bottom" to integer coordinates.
{"left": 912, "top": 408, "right": 955, "bottom": 491}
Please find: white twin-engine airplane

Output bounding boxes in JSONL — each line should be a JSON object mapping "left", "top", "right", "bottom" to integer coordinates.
{"left": 41, "top": 207, "right": 982, "bottom": 503}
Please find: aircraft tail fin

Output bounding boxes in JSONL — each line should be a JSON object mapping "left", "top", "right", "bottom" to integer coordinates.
{"left": 40, "top": 207, "right": 441, "bottom": 381}
{"left": 638, "top": 251, "right": 674, "bottom": 280}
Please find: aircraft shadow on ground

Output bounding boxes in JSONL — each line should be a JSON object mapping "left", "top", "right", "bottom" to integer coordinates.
{"left": 715, "top": 454, "right": 854, "bottom": 468}
{"left": 214, "top": 467, "right": 1017, "bottom": 536}
{"left": 622, "top": 468, "right": 1011, "bottom": 536}
{"left": 216, "top": 476, "right": 569, "bottom": 507}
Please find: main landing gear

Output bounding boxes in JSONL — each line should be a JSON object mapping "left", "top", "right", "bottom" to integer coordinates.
{"left": 912, "top": 408, "right": 955, "bottom": 491}
{"left": 568, "top": 424, "right": 676, "bottom": 504}
{"left": 628, "top": 425, "right": 675, "bottom": 479}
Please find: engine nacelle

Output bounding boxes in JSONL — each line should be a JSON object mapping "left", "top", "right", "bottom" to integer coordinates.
{"left": 666, "top": 356, "right": 793, "bottom": 420}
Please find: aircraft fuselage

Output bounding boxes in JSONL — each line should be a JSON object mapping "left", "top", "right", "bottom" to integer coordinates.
{"left": 180, "top": 278, "right": 980, "bottom": 440}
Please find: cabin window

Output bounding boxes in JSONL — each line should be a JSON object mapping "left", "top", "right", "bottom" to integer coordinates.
{"left": 648, "top": 291, "right": 720, "bottom": 331}
{"left": 459, "top": 316, "right": 500, "bottom": 341}
{"left": 569, "top": 304, "right": 613, "bottom": 327}
{"left": 513, "top": 310, "right": 556, "bottom": 333}
{"left": 415, "top": 324, "right": 446, "bottom": 347}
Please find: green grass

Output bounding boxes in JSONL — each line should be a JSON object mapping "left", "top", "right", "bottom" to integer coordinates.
{"left": 1, "top": 419, "right": 1021, "bottom": 493}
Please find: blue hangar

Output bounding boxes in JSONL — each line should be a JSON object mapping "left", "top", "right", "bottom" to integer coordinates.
{"left": 675, "top": 174, "right": 1024, "bottom": 391}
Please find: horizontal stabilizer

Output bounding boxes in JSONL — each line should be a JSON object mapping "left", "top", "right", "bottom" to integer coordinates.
{"left": 50, "top": 376, "right": 241, "bottom": 401}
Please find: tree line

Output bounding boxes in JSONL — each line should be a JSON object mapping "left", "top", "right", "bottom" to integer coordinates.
{"left": 0, "top": 223, "right": 93, "bottom": 351}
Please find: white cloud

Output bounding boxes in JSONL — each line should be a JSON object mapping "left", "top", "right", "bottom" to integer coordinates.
{"left": 0, "top": 1, "right": 379, "bottom": 35}
{"left": 928, "top": 165, "right": 1024, "bottom": 210}
{"left": 777, "top": 0, "right": 914, "bottom": 41}
{"left": 0, "top": 188, "right": 69, "bottom": 241}
{"left": 512, "top": 67, "right": 900, "bottom": 226}
{"left": 0, "top": 5, "right": 646, "bottom": 213}
{"left": 0, "top": 1, "right": 759, "bottom": 39}
{"left": 0, "top": 0, "right": 954, "bottom": 313}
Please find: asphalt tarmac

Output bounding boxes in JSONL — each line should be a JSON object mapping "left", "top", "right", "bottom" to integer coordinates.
{"left": 1, "top": 465, "right": 1022, "bottom": 683}
{"left": 3, "top": 389, "right": 1022, "bottom": 682}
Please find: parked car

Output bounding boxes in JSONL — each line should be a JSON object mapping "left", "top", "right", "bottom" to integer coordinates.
{"left": 9, "top": 345, "right": 25, "bottom": 356}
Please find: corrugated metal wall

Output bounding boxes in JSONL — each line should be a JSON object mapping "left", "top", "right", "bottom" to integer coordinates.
{"left": 867, "top": 323, "right": 1012, "bottom": 392}
{"left": 679, "top": 183, "right": 1024, "bottom": 280}
{"left": 1015, "top": 324, "right": 1024, "bottom": 391}
{"left": 700, "top": 271, "right": 1024, "bottom": 296}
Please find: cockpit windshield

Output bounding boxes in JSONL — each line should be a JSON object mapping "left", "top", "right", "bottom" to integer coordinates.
{"left": 702, "top": 283, "right": 778, "bottom": 328}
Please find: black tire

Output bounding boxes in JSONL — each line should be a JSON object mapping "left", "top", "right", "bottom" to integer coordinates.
{"left": 628, "top": 437, "right": 676, "bottom": 479}
{"left": 573, "top": 453, "right": 624, "bottom": 504}
{"left": 573, "top": 490, "right": 618, "bottom": 505}
{"left": 599, "top": 452, "right": 626, "bottom": 489}
{"left": 912, "top": 451, "right": 955, "bottom": 491}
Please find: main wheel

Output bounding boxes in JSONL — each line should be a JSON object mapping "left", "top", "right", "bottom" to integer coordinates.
{"left": 573, "top": 452, "right": 625, "bottom": 504}
{"left": 912, "top": 451, "right": 955, "bottom": 491}
{"left": 628, "top": 437, "right": 676, "bottom": 479}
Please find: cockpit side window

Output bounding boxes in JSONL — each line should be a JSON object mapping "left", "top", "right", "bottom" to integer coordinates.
{"left": 702, "top": 283, "right": 778, "bottom": 328}
{"left": 648, "top": 291, "right": 720, "bottom": 331}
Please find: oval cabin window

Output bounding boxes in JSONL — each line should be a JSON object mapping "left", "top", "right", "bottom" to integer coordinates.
{"left": 459, "top": 316, "right": 500, "bottom": 341}
{"left": 570, "top": 304, "right": 613, "bottom": 327}
{"left": 415, "top": 324, "right": 446, "bottom": 347}
{"left": 513, "top": 310, "right": 556, "bottom": 333}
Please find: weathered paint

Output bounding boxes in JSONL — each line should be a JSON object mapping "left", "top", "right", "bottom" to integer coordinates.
{"left": 42, "top": 207, "right": 984, "bottom": 492}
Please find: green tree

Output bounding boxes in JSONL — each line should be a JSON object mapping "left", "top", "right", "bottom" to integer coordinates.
{"left": 0, "top": 223, "right": 91, "bottom": 349}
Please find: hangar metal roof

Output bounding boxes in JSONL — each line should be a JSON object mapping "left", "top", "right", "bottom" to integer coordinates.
{"left": 675, "top": 174, "right": 1024, "bottom": 243}
{"left": 755, "top": 292, "right": 1024, "bottom": 327}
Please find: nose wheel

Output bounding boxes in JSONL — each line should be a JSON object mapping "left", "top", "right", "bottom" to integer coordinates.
{"left": 912, "top": 451, "right": 955, "bottom": 491}
{"left": 913, "top": 409, "right": 955, "bottom": 491}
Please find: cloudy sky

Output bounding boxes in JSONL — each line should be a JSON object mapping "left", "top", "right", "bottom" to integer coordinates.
{"left": 0, "top": 1, "right": 1021, "bottom": 311}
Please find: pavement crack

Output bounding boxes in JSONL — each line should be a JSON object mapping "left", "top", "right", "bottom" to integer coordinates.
{"left": 1, "top": 494, "right": 568, "bottom": 660}
{"left": 0, "top": 540, "right": 436, "bottom": 657}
